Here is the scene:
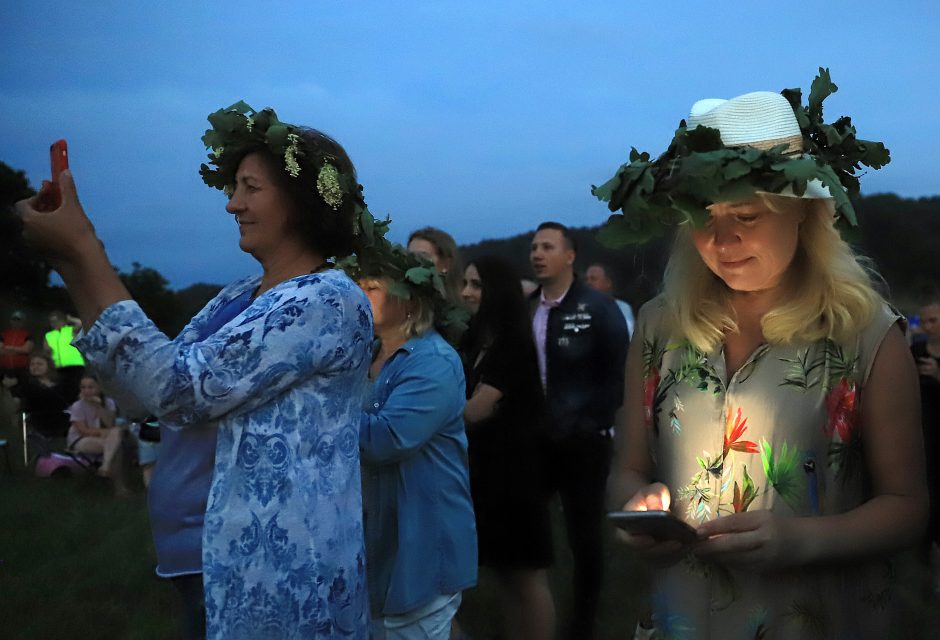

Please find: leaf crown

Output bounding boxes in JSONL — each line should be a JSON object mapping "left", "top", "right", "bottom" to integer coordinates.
{"left": 337, "top": 218, "right": 469, "bottom": 332}
{"left": 198, "top": 101, "right": 463, "bottom": 329}
{"left": 199, "top": 101, "right": 360, "bottom": 212}
{"left": 591, "top": 68, "right": 890, "bottom": 246}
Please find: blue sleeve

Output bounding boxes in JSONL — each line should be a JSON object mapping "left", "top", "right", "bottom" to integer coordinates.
{"left": 173, "top": 277, "right": 255, "bottom": 345}
{"left": 82, "top": 279, "right": 254, "bottom": 419}
{"left": 75, "top": 276, "right": 370, "bottom": 426}
{"left": 359, "top": 349, "right": 465, "bottom": 464}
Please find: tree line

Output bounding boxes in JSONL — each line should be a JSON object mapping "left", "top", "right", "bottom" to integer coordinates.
{"left": 2, "top": 160, "right": 938, "bottom": 338}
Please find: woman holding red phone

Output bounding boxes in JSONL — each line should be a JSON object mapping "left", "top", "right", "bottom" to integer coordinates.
{"left": 601, "top": 72, "right": 927, "bottom": 639}
{"left": 17, "top": 104, "right": 378, "bottom": 640}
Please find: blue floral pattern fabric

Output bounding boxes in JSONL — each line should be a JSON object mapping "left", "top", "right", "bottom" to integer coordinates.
{"left": 75, "top": 269, "right": 373, "bottom": 639}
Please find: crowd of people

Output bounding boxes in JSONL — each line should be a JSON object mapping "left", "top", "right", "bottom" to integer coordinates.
{"left": 5, "top": 71, "right": 938, "bottom": 640}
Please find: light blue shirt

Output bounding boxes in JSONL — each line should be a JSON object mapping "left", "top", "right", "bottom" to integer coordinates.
{"left": 359, "top": 330, "right": 478, "bottom": 617}
{"left": 76, "top": 269, "right": 373, "bottom": 639}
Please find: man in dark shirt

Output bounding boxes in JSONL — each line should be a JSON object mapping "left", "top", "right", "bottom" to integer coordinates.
{"left": 529, "top": 222, "right": 628, "bottom": 639}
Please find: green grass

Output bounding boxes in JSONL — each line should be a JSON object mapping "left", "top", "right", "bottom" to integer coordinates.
{"left": 0, "top": 472, "right": 644, "bottom": 639}
{"left": 3, "top": 472, "right": 938, "bottom": 639}
{"left": 0, "top": 474, "right": 177, "bottom": 639}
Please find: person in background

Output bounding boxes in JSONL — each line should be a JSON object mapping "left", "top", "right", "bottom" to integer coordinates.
{"left": 0, "top": 310, "right": 34, "bottom": 438}
{"left": 1, "top": 310, "right": 34, "bottom": 384}
{"left": 408, "top": 226, "right": 464, "bottom": 305}
{"left": 18, "top": 102, "right": 376, "bottom": 639}
{"left": 2, "top": 352, "right": 71, "bottom": 439}
{"left": 43, "top": 310, "right": 84, "bottom": 402}
{"left": 460, "top": 255, "right": 555, "bottom": 640}
{"left": 585, "top": 262, "right": 635, "bottom": 336}
{"left": 352, "top": 244, "right": 477, "bottom": 640}
{"left": 603, "top": 75, "right": 926, "bottom": 638}
{"left": 520, "top": 278, "right": 539, "bottom": 298}
{"left": 913, "top": 296, "right": 940, "bottom": 552}
{"left": 528, "top": 221, "right": 629, "bottom": 639}
{"left": 67, "top": 373, "right": 130, "bottom": 496}
{"left": 133, "top": 415, "right": 161, "bottom": 488}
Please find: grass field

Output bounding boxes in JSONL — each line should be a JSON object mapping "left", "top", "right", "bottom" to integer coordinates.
{"left": 2, "top": 469, "right": 938, "bottom": 639}
{"left": 0, "top": 468, "right": 645, "bottom": 639}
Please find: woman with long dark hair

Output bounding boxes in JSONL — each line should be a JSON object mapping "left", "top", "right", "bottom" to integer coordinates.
{"left": 2, "top": 353, "right": 70, "bottom": 439}
{"left": 460, "top": 255, "right": 555, "bottom": 640}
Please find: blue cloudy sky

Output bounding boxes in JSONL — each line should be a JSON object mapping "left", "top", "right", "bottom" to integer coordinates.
{"left": 3, "top": 1, "right": 938, "bottom": 287}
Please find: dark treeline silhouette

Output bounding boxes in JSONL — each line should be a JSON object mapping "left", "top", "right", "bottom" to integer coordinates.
{"left": 464, "top": 194, "right": 940, "bottom": 312}
{"left": 2, "top": 159, "right": 938, "bottom": 330}
{"left": 1, "top": 161, "right": 221, "bottom": 336}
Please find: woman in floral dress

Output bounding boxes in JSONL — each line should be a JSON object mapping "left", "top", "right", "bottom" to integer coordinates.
{"left": 601, "top": 73, "right": 927, "bottom": 638}
{"left": 17, "top": 104, "right": 377, "bottom": 639}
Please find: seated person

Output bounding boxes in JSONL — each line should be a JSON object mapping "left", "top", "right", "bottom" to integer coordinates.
{"left": 2, "top": 353, "right": 71, "bottom": 439}
{"left": 67, "top": 374, "right": 130, "bottom": 495}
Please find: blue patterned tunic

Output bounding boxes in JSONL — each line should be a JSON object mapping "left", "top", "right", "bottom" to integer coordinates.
{"left": 75, "top": 269, "right": 373, "bottom": 639}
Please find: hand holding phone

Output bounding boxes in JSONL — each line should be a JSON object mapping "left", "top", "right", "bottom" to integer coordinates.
{"left": 35, "top": 139, "right": 69, "bottom": 211}
{"left": 49, "top": 139, "right": 69, "bottom": 208}
{"left": 607, "top": 510, "right": 698, "bottom": 545}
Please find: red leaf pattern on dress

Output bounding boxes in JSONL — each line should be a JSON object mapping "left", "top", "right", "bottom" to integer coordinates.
{"left": 643, "top": 367, "right": 661, "bottom": 429}
{"left": 825, "top": 377, "right": 858, "bottom": 443}
{"left": 723, "top": 407, "right": 759, "bottom": 457}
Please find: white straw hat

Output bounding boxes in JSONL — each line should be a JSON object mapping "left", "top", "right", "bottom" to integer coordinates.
{"left": 591, "top": 69, "right": 891, "bottom": 244}
{"left": 687, "top": 91, "right": 830, "bottom": 199}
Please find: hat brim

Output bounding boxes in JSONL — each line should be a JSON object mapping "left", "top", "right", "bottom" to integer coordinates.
{"left": 759, "top": 178, "right": 832, "bottom": 200}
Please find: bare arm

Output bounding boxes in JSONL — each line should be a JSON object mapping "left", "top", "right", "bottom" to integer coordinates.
{"left": 463, "top": 383, "right": 503, "bottom": 428}
{"left": 72, "top": 419, "right": 106, "bottom": 438}
{"left": 798, "top": 326, "right": 927, "bottom": 560}
{"left": 5, "top": 338, "right": 35, "bottom": 355}
{"left": 97, "top": 402, "right": 116, "bottom": 428}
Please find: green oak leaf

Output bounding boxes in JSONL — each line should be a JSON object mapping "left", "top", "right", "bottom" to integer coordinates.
{"left": 404, "top": 266, "right": 433, "bottom": 285}
{"left": 265, "top": 124, "right": 289, "bottom": 149}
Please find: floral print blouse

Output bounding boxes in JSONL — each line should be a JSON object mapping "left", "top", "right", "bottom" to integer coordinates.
{"left": 75, "top": 269, "right": 373, "bottom": 639}
{"left": 636, "top": 296, "right": 902, "bottom": 640}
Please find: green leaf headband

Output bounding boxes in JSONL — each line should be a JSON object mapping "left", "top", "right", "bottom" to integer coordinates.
{"left": 199, "top": 101, "right": 356, "bottom": 211}
{"left": 337, "top": 220, "right": 469, "bottom": 332}
{"left": 592, "top": 68, "right": 890, "bottom": 247}
{"left": 198, "top": 101, "right": 465, "bottom": 330}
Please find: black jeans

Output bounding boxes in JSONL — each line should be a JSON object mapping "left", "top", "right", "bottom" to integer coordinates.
{"left": 170, "top": 573, "right": 206, "bottom": 640}
{"left": 541, "top": 430, "right": 613, "bottom": 640}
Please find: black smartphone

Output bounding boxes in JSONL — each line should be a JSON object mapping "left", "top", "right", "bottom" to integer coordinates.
{"left": 607, "top": 510, "right": 698, "bottom": 545}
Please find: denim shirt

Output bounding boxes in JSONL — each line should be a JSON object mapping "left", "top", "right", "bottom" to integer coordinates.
{"left": 359, "top": 330, "right": 478, "bottom": 617}
{"left": 75, "top": 269, "right": 373, "bottom": 639}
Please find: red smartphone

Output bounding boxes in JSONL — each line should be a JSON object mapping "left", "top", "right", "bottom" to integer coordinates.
{"left": 48, "top": 139, "right": 69, "bottom": 209}
{"left": 607, "top": 510, "right": 698, "bottom": 545}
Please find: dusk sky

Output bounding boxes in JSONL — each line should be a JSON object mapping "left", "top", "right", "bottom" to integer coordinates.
{"left": 3, "top": 2, "right": 938, "bottom": 288}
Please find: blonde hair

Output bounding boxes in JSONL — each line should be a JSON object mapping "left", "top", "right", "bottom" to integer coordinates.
{"left": 361, "top": 277, "right": 436, "bottom": 340}
{"left": 662, "top": 194, "right": 882, "bottom": 351}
